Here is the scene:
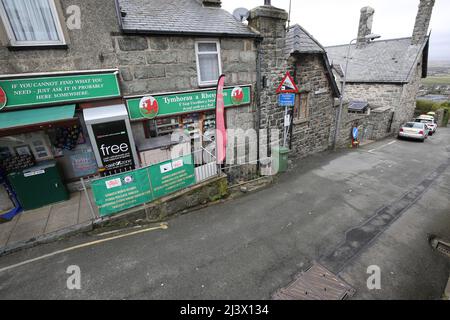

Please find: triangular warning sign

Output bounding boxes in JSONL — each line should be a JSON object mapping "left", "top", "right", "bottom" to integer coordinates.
{"left": 276, "top": 72, "right": 299, "bottom": 93}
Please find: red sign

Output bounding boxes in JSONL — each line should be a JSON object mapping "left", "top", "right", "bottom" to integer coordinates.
{"left": 139, "top": 96, "right": 159, "bottom": 119}
{"left": 0, "top": 87, "right": 7, "bottom": 110}
{"left": 276, "top": 72, "right": 299, "bottom": 94}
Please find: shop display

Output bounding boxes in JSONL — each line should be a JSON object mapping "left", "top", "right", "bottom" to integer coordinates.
{"left": 14, "top": 145, "right": 32, "bottom": 156}
{"left": 52, "top": 124, "right": 82, "bottom": 151}
{"left": 155, "top": 117, "right": 180, "bottom": 136}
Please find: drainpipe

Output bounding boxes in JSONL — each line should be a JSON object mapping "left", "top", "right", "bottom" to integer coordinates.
{"left": 256, "top": 37, "right": 263, "bottom": 170}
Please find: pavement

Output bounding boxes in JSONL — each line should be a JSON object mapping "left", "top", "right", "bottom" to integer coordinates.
{"left": 0, "top": 190, "right": 97, "bottom": 254}
{"left": 0, "top": 128, "right": 449, "bottom": 300}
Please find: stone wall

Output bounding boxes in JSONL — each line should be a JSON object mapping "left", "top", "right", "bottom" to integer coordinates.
{"left": 395, "top": 60, "right": 423, "bottom": 130}
{"left": 0, "top": 0, "right": 119, "bottom": 74}
{"left": 113, "top": 36, "right": 257, "bottom": 96}
{"left": 290, "top": 53, "right": 336, "bottom": 158}
{"left": 248, "top": 6, "right": 290, "bottom": 140}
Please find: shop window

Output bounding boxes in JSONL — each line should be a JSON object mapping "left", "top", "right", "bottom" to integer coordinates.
{"left": 294, "top": 93, "right": 309, "bottom": 122}
{"left": 195, "top": 41, "right": 222, "bottom": 87}
{"left": 0, "top": 0, "right": 66, "bottom": 47}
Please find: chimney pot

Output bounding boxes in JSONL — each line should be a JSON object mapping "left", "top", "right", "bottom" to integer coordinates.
{"left": 356, "top": 6, "right": 375, "bottom": 46}
{"left": 412, "top": 0, "right": 435, "bottom": 45}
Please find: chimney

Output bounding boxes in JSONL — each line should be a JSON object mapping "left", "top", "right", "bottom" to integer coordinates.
{"left": 356, "top": 6, "right": 375, "bottom": 46}
{"left": 412, "top": 0, "right": 435, "bottom": 45}
{"left": 202, "top": 0, "right": 221, "bottom": 7}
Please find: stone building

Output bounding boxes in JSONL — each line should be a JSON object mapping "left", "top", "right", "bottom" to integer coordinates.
{"left": 326, "top": 0, "right": 435, "bottom": 146}
{"left": 247, "top": 5, "right": 340, "bottom": 160}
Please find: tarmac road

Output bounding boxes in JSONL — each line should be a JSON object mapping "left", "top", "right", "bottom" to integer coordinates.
{"left": 0, "top": 129, "right": 449, "bottom": 300}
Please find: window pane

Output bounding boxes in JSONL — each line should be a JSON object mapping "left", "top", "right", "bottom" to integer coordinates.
{"left": 2, "top": 0, "right": 60, "bottom": 42}
{"left": 198, "top": 43, "right": 217, "bottom": 52}
{"left": 199, "top": 53, "right": 219, "bottom": 82}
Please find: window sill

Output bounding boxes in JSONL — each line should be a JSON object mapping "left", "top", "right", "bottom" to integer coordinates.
{"left": 8, "top": 44, "right": 68, "bottom": 51}
{"left": 293, "top": 118, "right": 310, "bottom": 125}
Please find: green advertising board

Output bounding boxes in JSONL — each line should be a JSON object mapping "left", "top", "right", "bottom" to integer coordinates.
{"left": 91, "top": 155, "right": 196, "bottom": 216}
{"left": 0, "top": 72, "right": 121, "bottom": 110}
{"left": 126, "top": 85, "right": 252, "bottom": 121}
{"left": 91, "top": 168, "right": 153, "bottom": 217}
{"left": 149, "top": 155, "right": 196, "bottom": 199}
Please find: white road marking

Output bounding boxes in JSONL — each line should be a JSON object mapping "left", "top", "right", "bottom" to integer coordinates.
{"left": 368, "top": 140, "right": 397, "bottom": 153}
{"left": 0, "top": 223, "right": 168, "bottom": 274}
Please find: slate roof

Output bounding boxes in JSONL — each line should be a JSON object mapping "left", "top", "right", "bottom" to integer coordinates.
{"left": 117, "top": 0, "right": 258, "bottom": 37}
{"left": 326, "top": 37, "right": 429, "bottom": 84}
{"left": 284, "top": 24, "right": 340, "bottom": 98}
{"left": 285, "top": 24, "right": 325, "bottom": 55}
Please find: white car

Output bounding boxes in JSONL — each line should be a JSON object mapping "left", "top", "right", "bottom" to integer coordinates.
{"left": 415, "top": 115, "right": 437, "bottom": 135}
{"left": 398, "top": 122, "right": 428, "bottom": 142}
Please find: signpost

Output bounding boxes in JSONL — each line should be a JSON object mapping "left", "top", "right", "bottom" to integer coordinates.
{"left": 277, "top": 72, "right": 299, "bottom": 147}
{"left": 0, "top": 72, "right": 121, "bottom": 110}
{"left": 126, "top": 85, "right": 252, "bottom": 121}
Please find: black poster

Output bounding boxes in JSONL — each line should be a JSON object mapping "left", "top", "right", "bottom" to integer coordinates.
{"left": 92, "top": 120, "right": 135, "bottom": 175}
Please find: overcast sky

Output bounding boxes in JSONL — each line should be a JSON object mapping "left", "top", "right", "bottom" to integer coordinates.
{"left": 222, "top": 0, "right": 450, "bottom": 61}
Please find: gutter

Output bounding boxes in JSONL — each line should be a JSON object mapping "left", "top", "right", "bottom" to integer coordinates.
{"left": 121, "top": 29, "right": 261, "bottom": 39}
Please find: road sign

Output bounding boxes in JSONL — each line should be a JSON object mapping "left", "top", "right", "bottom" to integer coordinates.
{"left": 276, "top": 72, "right": 299, "bottom": 94}
{"left": 352, "top": 127, "right": 359, "bottom": 140}
{"left": 278, "top": 93, "right": 296, "bottom": 107}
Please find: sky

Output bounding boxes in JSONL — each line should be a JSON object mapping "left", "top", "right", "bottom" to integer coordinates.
{"left": 222, "top": 0, "right": 450, "bottom": 61}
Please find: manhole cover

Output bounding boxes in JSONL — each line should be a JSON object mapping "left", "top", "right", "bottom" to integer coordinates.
{"left": 273, "top": 264, "right": 355, "bottom": 300}
{"left": 431, "top": 237, "right": 450, "bottom": 258}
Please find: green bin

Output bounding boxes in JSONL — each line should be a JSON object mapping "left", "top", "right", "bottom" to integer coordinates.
{"left": 8, "top": 161, "right": 69, "bottom": 211}
{"left": 272, "top": 146, "right": 290, "bottom": 173}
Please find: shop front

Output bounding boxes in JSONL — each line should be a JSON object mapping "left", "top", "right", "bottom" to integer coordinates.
{"left": 0, "top": 69, "right": 130, "bottom": 215}
{"left": 125, "top": 85, "right": 252, "bottom": 179}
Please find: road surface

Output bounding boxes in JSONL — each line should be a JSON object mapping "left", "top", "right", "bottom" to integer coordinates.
{"left": 0, "top": 129, "right": 449, "bottom": 300}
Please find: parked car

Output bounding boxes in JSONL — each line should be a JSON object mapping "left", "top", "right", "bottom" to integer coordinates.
{"left": 415, "top": 115, "right": 437, "bottom": 135}
{"left": 398, "top": 122, "right": 428, "bottom": 142}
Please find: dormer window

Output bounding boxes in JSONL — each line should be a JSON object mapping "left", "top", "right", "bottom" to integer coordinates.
{"left": 0, "top": 0, "right": 66, "bottom": 47}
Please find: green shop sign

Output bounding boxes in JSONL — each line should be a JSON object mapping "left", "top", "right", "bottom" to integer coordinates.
{"left": 126, "top": 85, "right": 252, "bottom": 121}
{"left": 92, "top": 155, "right": 196, "bottom": 216}
{"left": 0, "top": 72, "right": 121, "bottom": 110}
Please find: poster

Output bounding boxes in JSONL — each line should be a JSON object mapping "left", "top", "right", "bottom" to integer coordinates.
{"left": 92, "top": 120, "right": 136, "bottom": 174}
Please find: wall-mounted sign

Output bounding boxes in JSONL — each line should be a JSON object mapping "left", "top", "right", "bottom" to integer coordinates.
{"left": 0, "top": 72, "right": 121, "bottom": 110}
{"left": 126, "top": 85, "right": 252, "bottom": 121}
{"left": 92, "top": 120, "right": 136, "bottom": 174}
{"left": 278, "top": 93, "right": 296, "bottom": 107}
{"left": 276, "top": 72, "right": 299, "bottom": 94}
{"left": 91, "top": 154, "right": 195, "bottom": 216}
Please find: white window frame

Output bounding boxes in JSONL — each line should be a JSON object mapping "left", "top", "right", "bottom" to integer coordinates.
{"left": 0, "top": 0, "right": 66, "bottom": 47}
{"left": 195, "top": 40, "right": 222, "bottom": 87}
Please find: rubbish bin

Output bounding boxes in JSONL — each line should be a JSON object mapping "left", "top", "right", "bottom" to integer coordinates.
{"left": 272, "top": 146, "right": 290, "bottom": 173}
{"left": 7, "top": 161, "right": 69, "bottom": 211}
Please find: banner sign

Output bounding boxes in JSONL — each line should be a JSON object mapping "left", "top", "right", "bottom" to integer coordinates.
{"left": 126, "top": 85, "right": 252, "bottom": 121}
{"left": 0, "top": 72, "right": 121, "bottom": 110}
{"left": 91, "top": 168, "right": 154, "bottom": 216}
{"left": 92, "top": 155, "right": 196, "bottom": 216}
{"left": 148, "top": 155, "right": 196, "bottom": 199}
{"left": 92, "top": 120, "right": 136, "bottom": 175}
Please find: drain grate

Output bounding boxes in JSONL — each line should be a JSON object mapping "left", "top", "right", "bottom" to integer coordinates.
{"left": 430, "top": 237, "right": 450, "bottom": 258}
{"left": 273, "top": 264, "right": 355, "bottom": 300}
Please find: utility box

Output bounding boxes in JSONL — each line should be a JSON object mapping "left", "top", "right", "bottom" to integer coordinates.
{"left": 272, "top": 146, "right": 290, "bottom": 173}
{"left": 8, "top": 161, "right": 69, "bottom": 211}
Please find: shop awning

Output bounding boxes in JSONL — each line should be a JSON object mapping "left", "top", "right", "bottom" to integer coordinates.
{"left": 0, "top": 105, "right": 76, "bottom": 134}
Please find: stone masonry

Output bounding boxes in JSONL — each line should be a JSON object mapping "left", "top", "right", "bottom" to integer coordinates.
{"left": 291, "top": 53, "right": 336, "bottom": 158}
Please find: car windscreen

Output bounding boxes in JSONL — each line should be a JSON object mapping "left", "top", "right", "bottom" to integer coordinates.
{"left": 416, "top": 119, "right": 433, "bottom": 124}
{"left": 404, "top": 123, "right": 424, "bottom": 129}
